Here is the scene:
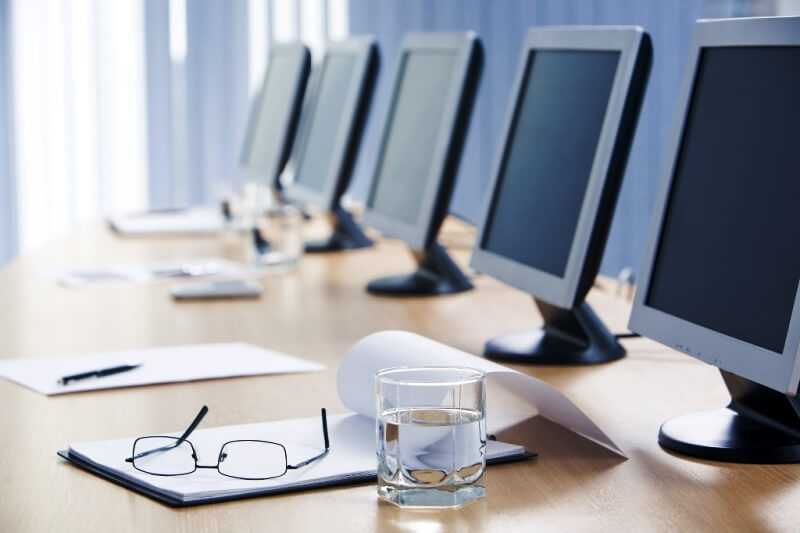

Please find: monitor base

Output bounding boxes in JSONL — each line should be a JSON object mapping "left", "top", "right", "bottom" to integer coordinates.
{"left": 484, "top": 299, "right": 625, "bottom": 365}
{"left": 305, "top": 206, "right": 372, "bottom": 253}
{"left": 366, "top": 243, "right": 473, "bottom": 296}
{"left": 659, "top": 371, "right": 800, "bottom": 463}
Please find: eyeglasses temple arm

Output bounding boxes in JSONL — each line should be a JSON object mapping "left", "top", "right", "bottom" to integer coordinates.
{"left": 287, "top": 408, "right": 330, "bottom": 470}
{"left": 176, "top": 405, "right": 208, "bottom": 445}
{"left": 125, "top": 405, "right": 209, "bottom": 463}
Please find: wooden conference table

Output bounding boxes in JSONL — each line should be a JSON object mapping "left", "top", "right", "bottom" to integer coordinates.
{"left": 1, "top": 219, "right": 798, "bottom": 532}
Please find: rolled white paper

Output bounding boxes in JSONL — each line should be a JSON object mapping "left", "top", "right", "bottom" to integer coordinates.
{"left": 337, "top": 330, "right": 624, "bottom": 457}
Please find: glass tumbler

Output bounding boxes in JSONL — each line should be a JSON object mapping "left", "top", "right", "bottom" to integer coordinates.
{"left": 250, "top": 203, "right": 303, "bottom": 271}
{"left": 376, "top": 366, "right": 487, "bottom": 508}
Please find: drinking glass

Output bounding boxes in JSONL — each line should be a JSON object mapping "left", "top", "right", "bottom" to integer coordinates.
{"left": 375, "top": 366, "right": 487, "bottom": 507}
{"left": 250, "top": 203, "right": 303, "bottom": 271}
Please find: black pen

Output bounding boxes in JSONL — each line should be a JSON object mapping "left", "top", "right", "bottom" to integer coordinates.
{"left": 58, "top": 363, "right": 142, "bottom": 385}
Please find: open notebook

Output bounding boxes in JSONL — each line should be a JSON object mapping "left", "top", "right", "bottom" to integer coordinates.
{"left": 60, "top": 331, "right": 622, "bottom": 506}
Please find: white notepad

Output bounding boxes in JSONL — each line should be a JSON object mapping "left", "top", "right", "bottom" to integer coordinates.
{"left": 65, "top": 413, "right": 526, "bottom": 505}
{"left": 0, "top": 343, "right": 324, "bottom": 395}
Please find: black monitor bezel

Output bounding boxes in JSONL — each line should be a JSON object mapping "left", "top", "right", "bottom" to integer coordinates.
{"left": 470, "top": 26, "right": 651, "bottom": 309}
{"left": 629, "top": 17, "right": 800, "bottom": 395}
{"left": 238, "top": 43, "right": 311, "bottom": 188}
{"left": 363, "top": 32, "right": 482, "bottom": 251}
{"left": 283, "top": 36, "right": 379, "bottom": 211}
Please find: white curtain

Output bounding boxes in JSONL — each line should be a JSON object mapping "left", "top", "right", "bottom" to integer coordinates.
{"left": 1, "top": 0, "right": 349, "bottom": 265}
{"left": 10, "top": 0, "right": 149, "bottom": 256}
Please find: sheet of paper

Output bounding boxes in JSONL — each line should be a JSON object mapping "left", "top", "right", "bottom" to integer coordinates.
{"left": 109, "top": 205, "right": 224, "bottom": 235}
{"left": 336, "top": 330, "right": 624, "bottom": 457}
{"left": 68, "top": 413, "right": 523, "bottom": 503}
{"left": 0, "top": 343, "right": 324, "bottom": 396}
{"left": 39, "top": 257, "right": 254, "bottom": 287}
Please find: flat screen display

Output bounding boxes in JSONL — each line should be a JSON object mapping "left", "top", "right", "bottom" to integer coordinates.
{"left": 368, "top": 51, "right": 457, "bottom": 224}
{"left": 293, "top": 52, "right": 358, "bottom": 192}
{"left": 480, "top": 50, "right": 620, "bottom": 277}
{"left": 242, "top": 54, "right": 300, "bottom": 172}
{"left": 646, "top": 47, "right": 800, "bottom": 354}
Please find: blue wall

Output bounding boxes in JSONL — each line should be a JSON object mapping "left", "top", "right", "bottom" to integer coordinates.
{"left": 346, "top": 0, "right": 744, "bottom": 278}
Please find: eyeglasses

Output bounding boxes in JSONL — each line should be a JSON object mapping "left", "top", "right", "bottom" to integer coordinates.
{"left": 125, "top": 406, "right": 330, "bottom": 481}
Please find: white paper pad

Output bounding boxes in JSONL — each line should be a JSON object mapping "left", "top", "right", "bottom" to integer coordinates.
{"left": 40, "top": 257, "right": 253, "bottom": 287}
{"left": 109, "top": 206, "right": 224, "bottom": 235}
{"left": 67, "top": 413, "right": 522, "bottom": 504}
{"left": 0, "top": 343, "right": 324, "bottom": 395}
{"left": 337, "top": 331, "right": 625, "bottom": 457}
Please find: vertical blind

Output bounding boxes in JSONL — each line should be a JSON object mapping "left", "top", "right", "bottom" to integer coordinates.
{"left": 0, "top": 0, "right": 347, "bottom": 267}
{"left": 0, "top": 0, "right": 782, "bottom": 276}
{"left": 0, "top": 0, "right": 15, "bottom": 264}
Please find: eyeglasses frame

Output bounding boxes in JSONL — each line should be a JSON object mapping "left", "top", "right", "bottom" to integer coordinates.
{"left": 125, "top": 406, "right": 330, "bottom": 481}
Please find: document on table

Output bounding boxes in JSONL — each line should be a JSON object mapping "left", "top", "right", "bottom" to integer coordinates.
{"left": 58, "top": 330, "right": 622, "bottom": 507}
{"left": 39, "top": 257, "right": 253, "bottom": 287}
{"left": 337, "top": 331, "right": 625, "bottom": 457}
{"left": 109, "top": 205, "right": 224, "bottom": 235}
{"left": 61, "top": 413, "right": 526, "bottom": 506}
{"left": 0, "top": 343, "right": 324, "bottom": 396}
{"left": 59, "top": 331, "right": 532, "bottom": 506}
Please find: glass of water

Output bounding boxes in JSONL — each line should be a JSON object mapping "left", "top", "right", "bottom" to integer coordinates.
{"left": 250, "top": 203, "right": 303, "bottom": 271}
{"left": 375, "top": 366, "right": 487, "bottom": 508}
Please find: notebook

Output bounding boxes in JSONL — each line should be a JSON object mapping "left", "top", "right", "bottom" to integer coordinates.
{"left": 59, "top": 413, "right": 527, "bottom": 506}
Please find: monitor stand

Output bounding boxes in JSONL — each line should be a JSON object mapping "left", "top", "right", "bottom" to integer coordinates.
{"left": 484, "top": 298, "right": 625, "bottom": 365}
{"left": 659, "top": 370, "right": 800, "bottom": 463}
{"left": 366, "top": 242, "right": 473, "bottom": 296}
{"left": 305, "top": 206, "right": 372, "bottom": 253}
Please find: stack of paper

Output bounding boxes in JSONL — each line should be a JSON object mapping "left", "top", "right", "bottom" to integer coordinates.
{"left": 109, "top": 206, "right": 224, "bottom": 235}
{"left": 39, "top": 257, "right": 253, "bottom": 287}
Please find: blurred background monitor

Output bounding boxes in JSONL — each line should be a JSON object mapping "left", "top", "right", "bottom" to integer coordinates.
{"left": 629, "top": 16, "right": 800, "bottom": 463}
{"left": 470, "top": 26, "right": 651, "bottom": 364}
{"left": 283, "top": 36, "right": 379, "bottom": 252}
{"left": 362, "top": 32, "right": 482, "bottom": 296}
{"left": 238, "top": 43, "right": 311, "bottom": 192}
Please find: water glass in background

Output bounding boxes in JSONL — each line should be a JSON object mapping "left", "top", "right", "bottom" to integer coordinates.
{"left": 250, "top": 203, "right": 303, "bottom": 271}
{"left": 375, "top": 367, "right": 487, "bottom": 508}
{"left": 216, "top": 180, "right": 276, "bottom": 233}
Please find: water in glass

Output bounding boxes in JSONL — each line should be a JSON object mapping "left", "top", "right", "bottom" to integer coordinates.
{"left": 377, "top": 406, "right": 486, "bottom": 507}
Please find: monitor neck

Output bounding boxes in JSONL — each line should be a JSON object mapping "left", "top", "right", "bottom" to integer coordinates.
{"left": 483, "top": 298, "right": 625, "bottom": 365}
{"left": 305, "top": 205, "right": 372, "bottom": 253}
{"left": 366, "top": 242, "right": 472, "bottom": 296}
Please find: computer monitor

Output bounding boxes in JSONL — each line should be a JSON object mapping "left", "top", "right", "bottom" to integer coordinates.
{"left": 283, "top": 36, "right": 379, "bottom": 252}
{"left": 470, "top": 26, "right": 651, "bottom": 364}
{"left": 362, "top": 32, "right": 482, "bottom": 296}
{"left": 629, "top": 16, "right": 800, "bottom": 463}
{"left": 238, "top": 43, "right": 311, "bottom": 191}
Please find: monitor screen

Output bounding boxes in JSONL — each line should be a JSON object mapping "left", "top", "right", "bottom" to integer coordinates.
{"left": 479, "top": 50, "right": 620, "bottom": 278}
{"left": 368, "top": 51, "right": 457, "bottom": 224}
{"left": 242, "top": 53, "right": 303, "bottom": 172}
{"left": 645, "top": 46, "right": 800, "bottom": 354}
{"left": 293, "top": 52, "right": 358, "bottom": 192}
